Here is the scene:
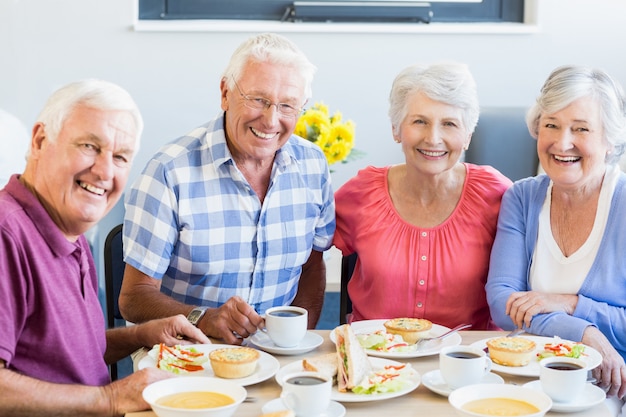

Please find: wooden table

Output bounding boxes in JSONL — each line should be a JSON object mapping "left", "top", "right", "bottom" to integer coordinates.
{"left": 126, "top": 330, "right": 612, "bottom": 417}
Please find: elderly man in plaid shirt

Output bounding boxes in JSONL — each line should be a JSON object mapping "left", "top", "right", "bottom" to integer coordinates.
{"left": 119, "top": 33, "right": 335, "bottom": 345}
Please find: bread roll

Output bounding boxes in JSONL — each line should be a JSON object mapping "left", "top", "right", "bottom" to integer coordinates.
{"left": 302, "top": 352, "right": 338, "bottom": 383}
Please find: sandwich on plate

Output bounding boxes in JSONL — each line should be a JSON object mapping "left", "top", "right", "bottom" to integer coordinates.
{"left": 334, "top": 324, "right": 373, "bottom": 392}
{"left": 302, "top": 325, "right": 417, "bottom": 395}
{"left": 302, "top": 352, "right": 338, "bottom": 383}
{"left": 149, "top": 343, "right": 208, "bottom": 374}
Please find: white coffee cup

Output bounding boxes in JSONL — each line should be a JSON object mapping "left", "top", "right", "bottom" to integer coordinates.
{"left": 264, "top": 306, "right": 308, "bottom": 348}
{"left": 280, "top": 371, "right": 331, "bottom": 417}
{"left": 440, "top": 345, "right": 492, "bottom": 389}
{"left": 539, "top": 356, "right": 588, "bottom": 403}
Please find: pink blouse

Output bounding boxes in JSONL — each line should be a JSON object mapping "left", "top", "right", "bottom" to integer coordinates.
{"left": 333, "top": 164, "right": 511, "bottom": 330}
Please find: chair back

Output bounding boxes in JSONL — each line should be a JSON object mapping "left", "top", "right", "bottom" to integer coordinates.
{"left": 340, "top": 253, "right": 357, "bottom": 324}
{"left": 104, "top": 224, "right": 125, "bottom": 328}
{"left": 103, "top": 224, "right": 125, "bottom": 381}
{"left": 464, "top": 107, "right": 539, "bottom": 181}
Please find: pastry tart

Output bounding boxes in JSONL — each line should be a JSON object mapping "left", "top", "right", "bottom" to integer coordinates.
{"left": 209, "top": 347, "right": 260, "bottom": 378}
{"left": 383, "top": 318, "right": 432, "bottom": 344}
{"left": 486, "top": 336, "right": 536, "bottom": 366}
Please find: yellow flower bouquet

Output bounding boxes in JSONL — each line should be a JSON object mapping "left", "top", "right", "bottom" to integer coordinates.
{"left": 295, "top": 102, "right": 357, "bottom": 166}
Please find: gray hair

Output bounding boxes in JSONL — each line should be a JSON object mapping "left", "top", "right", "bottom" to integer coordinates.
{"left": 36, "top": 79, "right": 143, "bottom": 152}
{"left": 388, "top": 62, "right": 480, "bottom": 137}
{"left": 222, "top": 33, "right": 317, "bottom": 101}
{"left": 526, "top": 65, "right": 626, "bottom": 164}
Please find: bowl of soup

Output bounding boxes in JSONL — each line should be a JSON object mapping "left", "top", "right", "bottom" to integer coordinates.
{"left": 143, "top": 376, "right": 247, "bottom": 417}
{"left": 449, "top": 383, "right": 552, "bottom": 417}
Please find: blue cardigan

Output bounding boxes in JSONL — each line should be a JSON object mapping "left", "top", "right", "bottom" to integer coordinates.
{"left": 486, "top": 172, "right": 626, "bottom": 360}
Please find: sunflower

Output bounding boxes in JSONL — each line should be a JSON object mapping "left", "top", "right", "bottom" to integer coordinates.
{"left": 296, "top": 102, "right": 356, "bottom": 166}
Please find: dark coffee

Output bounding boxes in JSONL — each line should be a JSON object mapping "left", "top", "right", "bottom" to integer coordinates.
{"left": 545, "top": 362, "right": 584, "bottom": 371}
{"left": 287, "top": 376, "right": 326, "bottom": 386}
{"left": 269, "top": 310, "right": 304, "bottom": 317}
{"left": 447, "top": 352, "right": 481, "bottom": 359}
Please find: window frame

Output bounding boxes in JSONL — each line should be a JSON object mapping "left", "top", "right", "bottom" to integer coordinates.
{"left": 138, "top": 0, "right": 525, "bottom": 24}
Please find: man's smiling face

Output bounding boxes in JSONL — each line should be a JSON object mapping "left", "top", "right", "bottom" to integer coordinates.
{"left": 221, "top": 59, "right": 306, "bottom": 165}
{"left": 26, "top": 105, "right": 136, "bottom": 238}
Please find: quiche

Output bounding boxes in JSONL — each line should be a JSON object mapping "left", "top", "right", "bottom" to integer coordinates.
{"left": 383, "top": 318, "right": 432, "bottom": 344}
{"left": 486, "top": 336, "right": 536, "bottom": 366}
{"left": 209, "top": 347, "right": 260, "bottom": 378}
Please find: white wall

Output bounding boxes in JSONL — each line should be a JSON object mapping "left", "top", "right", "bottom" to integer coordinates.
{"left": 3, "top": 0, "right": 626, "bottom": 290}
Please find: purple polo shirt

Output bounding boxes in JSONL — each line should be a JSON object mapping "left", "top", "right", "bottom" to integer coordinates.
{"left": 0, "top": 175, "right": 109, "bottom": 385}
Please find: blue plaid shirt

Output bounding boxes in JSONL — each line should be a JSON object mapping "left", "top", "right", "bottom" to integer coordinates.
{"left": 123, "top": 113, "right": 335, "bottom": 314}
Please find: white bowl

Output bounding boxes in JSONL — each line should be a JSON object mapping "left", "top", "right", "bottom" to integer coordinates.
{"left": 449, "top": 383, "right": 552, "bottom": 417}
{"left": 142, "top": 376, "right": 246, "bottom": 417}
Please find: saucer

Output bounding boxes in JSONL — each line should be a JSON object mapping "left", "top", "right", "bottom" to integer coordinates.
{"left": 422, "top": 369, "right": 504, "bottom": 397}
{"left": 523, "top": 380, "right": 606, "bottom": 413}
{"left": 249, "top": 331, "right": 324, "bottom": 355}
{"left": 262, "top": 398, "right": 346, "bottom": 417}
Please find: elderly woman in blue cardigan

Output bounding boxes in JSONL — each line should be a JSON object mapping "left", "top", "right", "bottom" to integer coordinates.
{"left": 486, "top": 65, "right": 626, "bottom": 410}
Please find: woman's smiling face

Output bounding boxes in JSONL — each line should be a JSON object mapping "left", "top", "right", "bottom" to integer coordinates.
{"left": 394, "top": 92, "right": 471, "bottom": 176}
{"left": 537, "top": 96, "right": 611, "bottom": 190}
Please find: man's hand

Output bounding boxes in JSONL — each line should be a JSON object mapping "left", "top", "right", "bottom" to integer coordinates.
{"left": 104, "top": 367, "right": 173, "bottom": 415}
{"left": 200, "top": 296, "right": 264, "bottom": 344}
{"left": 136, "top": 314, "right": 211, "bottom": 347}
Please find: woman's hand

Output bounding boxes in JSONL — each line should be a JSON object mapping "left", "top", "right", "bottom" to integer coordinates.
{"left": 582, "top": 326, "right": 626, "bottom": 398}
{"left": 505, "top": 291, "right": 578, "bottom": 329}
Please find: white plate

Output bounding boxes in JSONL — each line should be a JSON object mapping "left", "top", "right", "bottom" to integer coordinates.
{"left": 523, "top": 380, "right": 606, "bottom": 413}
{"left": 262, "top": 398, "right": 346, "bottom": 417}
{"left": 329, "top": 320, "right": 462, "bottom": 359}
{"left": 470, "top": 336, "right": 603, "bottom": 377}
{"left": 422, "top": 369, "right": 504, "bottom": 397}
{"left": 276, "top": 357, "right": 421, "bottom": 402}
{"left": 138, "top": 344, "right": 279, "bottom": 386}
{"left": 248, "top": 331, "right": 324, "bottom": 355}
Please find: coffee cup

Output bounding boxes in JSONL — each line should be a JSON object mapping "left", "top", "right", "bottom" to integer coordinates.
{"left": 440, "top": 345, "right": 492, "bottom": 389}
{"left": 264, "top": 306, "right": 308, "bottom": 348}
{"left": 280, "top": 371, "right": 331, "bottom": 417}
{"left": 539, "top": 356, "right": 588, "bottom": 402}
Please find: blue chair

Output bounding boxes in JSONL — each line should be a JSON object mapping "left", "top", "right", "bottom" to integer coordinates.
{"left": 465, "top": 107, "right": 539, "bottom": 181}
{"left": 103, "top": 223, "right": 125, "bottom": 380}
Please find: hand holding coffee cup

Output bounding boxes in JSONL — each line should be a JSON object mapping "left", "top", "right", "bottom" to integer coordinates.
{"left": 440, "top": 345, "right": 492, "bottom": 389}
{"left": 265, "top": 306, "right": 308, "bottom": 348}
{"left": 539, "top": 356, "right": 588, "bottom": 402}
{"left": 280, "top": 371, "right": 331, "bottom": 417}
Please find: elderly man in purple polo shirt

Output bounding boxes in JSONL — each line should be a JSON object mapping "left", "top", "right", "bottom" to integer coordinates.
{"left": 0, "top": 79, "right": 210, "bottom": 416}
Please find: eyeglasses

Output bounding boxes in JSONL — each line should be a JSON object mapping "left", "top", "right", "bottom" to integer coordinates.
{"left": 232, "top": 78, "right": 303, "bottom": 118}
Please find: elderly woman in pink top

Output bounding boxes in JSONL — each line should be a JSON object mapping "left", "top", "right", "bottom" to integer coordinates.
{"left": 333, "top": 62, "right": 512, "bottom": 329}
